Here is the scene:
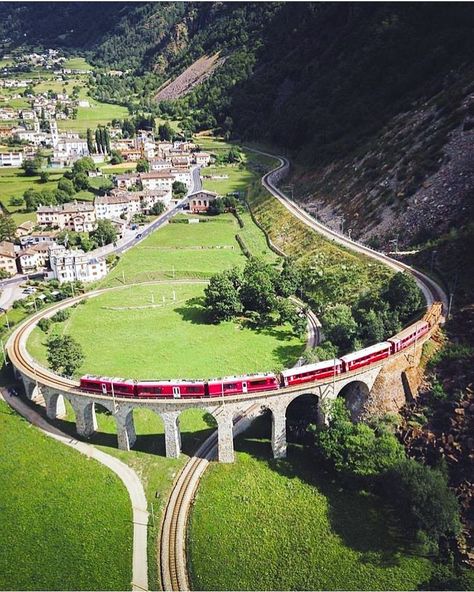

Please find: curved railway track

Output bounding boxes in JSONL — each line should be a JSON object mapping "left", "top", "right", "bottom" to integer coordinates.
{"left": 255, "top": 150, "right": 448, "bottom": 311}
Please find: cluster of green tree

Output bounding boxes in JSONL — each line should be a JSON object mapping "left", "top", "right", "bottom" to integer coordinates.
{"left": 310, "top": 399, "right": 462, "bottom": 561}
{"left": 172, "top": 181, "right": 187, "bottom": 199}
{"left": 47, "top": 334, "right": 84, "bottom": 377}
{"left": 207, "top": 195, "right": 237, "bottom": 216}
{"left": 86, "top": 126, "right": 111, "bottom": 155}
{"left": 309, "top": 271, "right": 423, "bottom": 357}
{"left": 204, "top": 257, "right": 306, "bottom": 335}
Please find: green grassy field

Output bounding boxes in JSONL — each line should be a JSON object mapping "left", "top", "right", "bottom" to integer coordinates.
{"left": 0, "top": 399, "right": 132, "bottom": 591}
{"left": 104, "top": 213, "right": 247, "bottom": 285}
{"left": 62, "top": 57, "right": 93, "bottom": 71}
{"left": 0, "top": 167, "right": 68, "bottom": 224}
{"left": 58, "top": 97, "right": 128, "bottom": 135}
{"left": 27, "top": 282, "right": 304, "bottom": 379}
{"left": 189, "top": 415, "right": 434, "bottom": 591}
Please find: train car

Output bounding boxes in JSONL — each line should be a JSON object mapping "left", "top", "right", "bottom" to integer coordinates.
{"left": 136, "top": 380, "right": 206, "bottom": 399}
{"left": 207, "top": 373, "right": 279, "bottom": 397}
{"left": 340, "top": 342, "right": 392, "bottom": 373}
{"left": 388, "top": 320, "right": 429, "bottom": 353}
{"left": 80, "top": 375, "right": 136, "bottom": 397}
{"left": 281, "top": 359, "right": 342, "bottom": 387}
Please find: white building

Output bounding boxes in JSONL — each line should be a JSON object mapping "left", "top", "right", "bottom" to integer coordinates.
{"left": 139, "top": 171, "right": 174, "bottom": 192}
{"left": 0, "top": 152, "right": 23, "bottom": 167}
{"left": 49, "top": 245, "right": 107, "bottom": 284}
{"left": 37, "top": 202, "right": 97, "bottom": 232}
{"left": 94, "top": 194, "right": 140, "bottom": 221}
{"left": 149, "top": 159, "right": 170, "bottom": 171}
{"left": 194, "top": 152, "right": 211, "bottom": 166}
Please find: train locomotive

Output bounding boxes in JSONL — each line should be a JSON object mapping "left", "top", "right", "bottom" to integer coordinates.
{"left": 79, "top": 304, "right": 440, "bottom": 400}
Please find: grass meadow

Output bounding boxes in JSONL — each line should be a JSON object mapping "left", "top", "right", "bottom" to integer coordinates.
{"left": 0, "top": 167, "right": 68, "bottom": 224}
{"left": 27, "top": 281, "right": 305, "bottom": 379}
{"left": 0, "top": 398, "right": 132, "bottom": 590}
{"left": 189, "top": 415, "right": 434, "bottom": 591}
{"left": 104, "top": 213, "right": 247, "bottom": 285}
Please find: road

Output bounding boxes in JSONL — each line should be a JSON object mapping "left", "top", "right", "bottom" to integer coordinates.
{"left": 1, "top": 389, "right": 149, "bottom": 592}
{"left": 0, "top": 166, "right": 203, "bottom": 307}
{"left": 248, "top": 148, "right": 448, "bottom": 312}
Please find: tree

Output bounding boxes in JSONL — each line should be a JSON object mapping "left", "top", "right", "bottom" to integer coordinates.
{"left": 21, "top": 157, "right": 42, "bottom": 176}
{"left": 39, "top": 171, "right": 50, "bottom": 183}
{"left": 208, "top": 197, "right": 225, "bottom": 215}
{"left": 204, "top": 270, "right": 242, "bottom": 321}
{"left": 91, "top": 219, "right": 117, "bottom": 246}
{"left": 136, "top": 158, "right": 150, "bottom": 173}
{"left": 322, "top": 304, "right": 358, "bottom": 352}
{"left": 46, "top": 334, "right": 84, "bottom": 377}
{"left": 172, "top": 180, "right": 187, "bottom": 197}
{"left": 227, "top": 146, "right": 242, "bottom": 163}
{"left": 72, "top": 157, "right": 96, "bottom": 175}
{"left": 0, "top": 215, "right": 17, "bottom": 241}
{"left": 86, "top": 127, "right": 96, "bottom": 154}
{"left": 240, "top": 257, "right": 277, "bottom": 318}
{"left": 103, "top": 127, "right": 111, "bottom": 154}
{"left": 386, "top": 272, "right": 423, "bottom": 322}
{"left": 277, "top": 258, "right": 301, "bottom": 297}
{"left": 310, "top": 399, "right": 405, "bottom": 477}
{"left": 122, "top": 119, "right": 135, "bottom": 138}
{"left": 8, "top": 196, "right": 23, "bottom": 207}
{"left": 384, "top": 458, "right": 461, "bottom": 545}
{"left": 95, "top": 127, "right": 102, "bottom": 153}
{"left": 109, "top": 150, "right": 123, "bottom": 165}
{"left": 158, "top": 122, "right": 173, "bottom": 141}
{"left": 150, "top": 201, "right": 165, "bottom": 216}
{"left": 57, "top": 177, "right": 75, "bottom": 196}
{"left": 73, "top": 172, "right": 89, "bottom": 192}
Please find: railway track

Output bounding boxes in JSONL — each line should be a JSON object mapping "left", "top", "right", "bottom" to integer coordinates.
{"left": 251, "top": 148, "right": 448, "bottom": 312}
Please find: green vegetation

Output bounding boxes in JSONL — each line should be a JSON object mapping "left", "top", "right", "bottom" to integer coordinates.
{"left": 0, "top": 167, "right": 66, "bottom": 224}
{"left": 189, "top": 415, "right": 434, "bottom": 591}
{"left": 105, "top": 213, "right": 246, "bottom": 285}
{"left": 27, "top": 282, "right": 305, "bottom": 379}
{"left": 0, "top": 399, "right": 132, "bottom": 590}
{"left": 58, "top": 97, "right": 128, "bottom": 134}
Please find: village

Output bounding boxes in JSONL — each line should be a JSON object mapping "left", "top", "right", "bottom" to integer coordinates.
{"left": 0, "top": 135, "right": 215, "bottom": 283}
{"left": 0, "top": 49, "right": 221, "bottom": 285}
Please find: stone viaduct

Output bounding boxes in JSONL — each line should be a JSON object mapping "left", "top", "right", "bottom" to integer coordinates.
{"left": 16, "top": 351, "right": 421, "bottom": 463}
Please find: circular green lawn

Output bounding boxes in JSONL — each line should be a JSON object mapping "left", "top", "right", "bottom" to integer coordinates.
{"left": 27, "top": 283, "right": 305, "bottom": 380}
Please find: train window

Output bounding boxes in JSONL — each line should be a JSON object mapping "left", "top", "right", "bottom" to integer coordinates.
{"left": 224, "top": 383, "right": 237, "bottom": 390}
{"left": 186, "top": 386, "right": 202, "bottom": 393}
{"left": 251, "top": 379, "right": 267, "bottom": 386}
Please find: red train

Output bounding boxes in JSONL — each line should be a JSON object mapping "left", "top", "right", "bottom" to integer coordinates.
{"left": 79, "top": 311, "right": 437, "bottom": 400}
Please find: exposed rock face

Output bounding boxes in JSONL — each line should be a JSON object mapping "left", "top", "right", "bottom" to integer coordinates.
{"left": 358, "top": 343, "right": 423, "bottom": 420}
{"left": 292, "top": 71, "right": 474, "bottom": 249}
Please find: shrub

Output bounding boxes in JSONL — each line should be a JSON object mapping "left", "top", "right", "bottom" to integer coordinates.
{"left": 310, "top": 399, "right": 405, "bottom": 478}
{"left": 383, "top": 458, "right": 461, "bottom": 546}
{"left": 51, "top": 309, "right": 70, "bottom": 323}
{"left": 37, "top": 318, "right": 51, "bottom": 333}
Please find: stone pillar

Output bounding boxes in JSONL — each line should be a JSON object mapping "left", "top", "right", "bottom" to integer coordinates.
{"left": 216, "top": 411, "right": 234, "bottom": 463}
{"left": 161, "top": 411, "right": 181, "bottom": 459}
{"left": 271, "top": 407, "right": 287, "bottom": 459}
{"left": 116, "top": 408, "right": 136, "bottom": 451}
{"left": 74, "top": 402, "right": 97, "bottom": 439}
{"left": 21, "top": 375, "right": 37, "bottom": 400}
{"left": 44, "top": 390, "right": 66, "bottom": 419}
